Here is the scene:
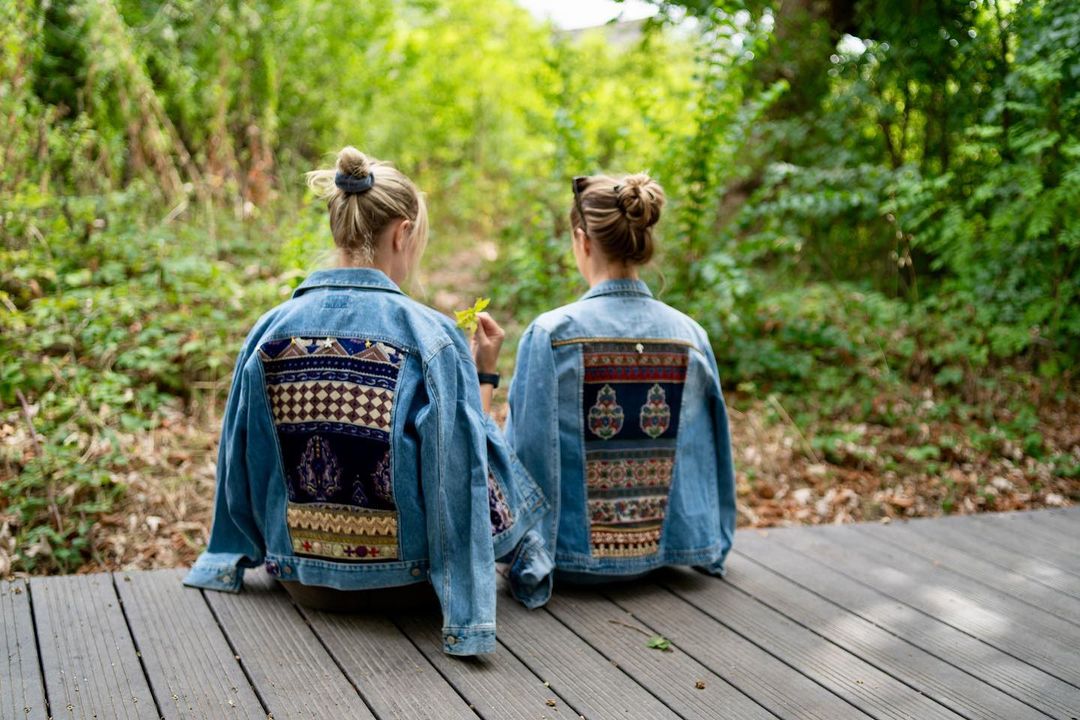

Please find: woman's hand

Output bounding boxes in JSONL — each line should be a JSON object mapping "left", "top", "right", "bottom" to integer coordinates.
{"left": 470, "top": 312, "right": 504, "bottom": 374}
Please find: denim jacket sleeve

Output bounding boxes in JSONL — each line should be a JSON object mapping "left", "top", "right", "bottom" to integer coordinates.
{"left": 504, "top": 323, "right": 559, "bottom": 607}
{"left": 417, "top": 341, "right": 497, "bottom": 655}
{"left": 183, "top": 342, "right": 267, "bottom": 593}
{"left": 697, "top": 340, "right": 737, "bottom": 577}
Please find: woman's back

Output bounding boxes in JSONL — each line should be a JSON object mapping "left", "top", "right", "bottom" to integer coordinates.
{"left": 508, "top": 279, "right": 734, "bottom": 574}
{"left": 504, "top": 173, "right": 736, "bottom": 608}
{"left": 185, "top": 148, "right": 547, "bottom": 657}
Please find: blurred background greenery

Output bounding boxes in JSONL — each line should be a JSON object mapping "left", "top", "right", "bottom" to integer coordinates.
{"left": 1, "top": 0, "right": 1077, "bottom": 575}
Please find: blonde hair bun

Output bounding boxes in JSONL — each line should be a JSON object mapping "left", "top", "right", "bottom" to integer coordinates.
{"left": 617, "top": 173, "right": 665, "bottom": 228}
{"left": 337, "top": 146, "right": 372, "bottom": 178}
{"left": 306, "top": 147, "right": 428, "bottom": 265}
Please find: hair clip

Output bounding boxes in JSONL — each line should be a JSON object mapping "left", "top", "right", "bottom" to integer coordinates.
{"left": 335, "top": 171, "right": 375, "bottom": 194}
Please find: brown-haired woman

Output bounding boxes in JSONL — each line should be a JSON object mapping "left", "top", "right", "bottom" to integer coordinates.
{"left": 504, "top": 173, "right": 736, "bottom": 608}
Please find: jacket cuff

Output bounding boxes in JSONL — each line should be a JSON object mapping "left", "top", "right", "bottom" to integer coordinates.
{"left": 507, "top": 529, "right": 554, "bottom": 609}
{"left": 695, "top": 557, "right": 727, "bottom": 578}
{"left": 442, "top": 625, "right": 496, "bottom": 656}
{"left": 182, "top": 552, "right": 252, "bottom": 593}
{"left": 484, "top": 415, "right": 549, "bottom": 560}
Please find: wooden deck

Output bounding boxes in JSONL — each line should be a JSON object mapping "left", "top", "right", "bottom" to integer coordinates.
{"left": 3, "top": 508, "right": 1079, "bottom": 719}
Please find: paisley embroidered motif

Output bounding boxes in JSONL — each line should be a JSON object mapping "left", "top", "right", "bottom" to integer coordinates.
{"left": 639, "top": 384, "right": 671, "bottom": 439}
{"left": 295, "top": 435, "right": 342, "bottom": 501}
{"left": 370, "top": 449, "right": 394, "bottom": 506}
{"left": 587, "top": 384, "right": 624, "bottom": 440}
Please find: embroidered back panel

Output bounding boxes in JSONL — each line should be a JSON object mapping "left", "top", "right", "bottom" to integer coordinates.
{"left": 580, "top": 340, "right": 689, "bottom": 558}
{"left": 259, "top": 336, "right": 406, "bottom": 562}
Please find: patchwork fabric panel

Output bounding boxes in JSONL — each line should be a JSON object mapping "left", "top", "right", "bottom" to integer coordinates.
{"left": 581, "top": 341, "right": 689, "bottom": 558}
{"left": 488, "top": 472, "right": 514, "bottom": 537}
{"left": 259, "top": 336, "right": 406, "bottom": 562}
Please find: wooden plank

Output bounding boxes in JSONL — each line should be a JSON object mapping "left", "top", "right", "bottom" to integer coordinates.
{"left": 764, "top": 524, "right": 1080, "bottom": 688}
{"left": 2, "top": 579, "right": 47, "bottom": 720}
{"left": 657, "top": 569, "right": 962, "bottom": 720}
{"left": 544, "top": 588, "right": 776, "bottom": 720}
{"left": 606, "top": 581, "right": 872, "bottom": 720}
{"left": 32, "top": 573, "right": 157, "bottom": 719}
{"left": 852, "top": 521, "right": 1080, "bottom": 623}
{"left": 204, "top": 571, "right": 375, "bottom": 719}
{"left": 493, "top": 580, "right": 681, "bottom": 720}
{"left": 396, "top": 612, "right": 573, "bottom": 720}
{"left": 723, "top": 549, "right": 1050, "bottom": 720}
{"left": 839, "top": 522, "right": 1080, "bottom": 640}
{"left": 899, "top": 515, "right": 1080, "bottom": 599}
{"left": 966, "top": 513, "right": 1080, "bottom": 568}
{"left": 812, "top": 520, "right": 1080, "bottom": 643}
{"left": 1024, "top": 508, "right": 1080, "bottom": 539}
{"left": 736, "top": 531, "right": 1080, "bottom": 719}
{"left": 975, "top": 509, "right": 1080, "bottom": 551}
{"left": 114, "top": 569, "right": 264, "bottom": 719}
{"left": 944, "top": 513, "right": 1080, "bottom": 578}
{"left": 738, "top": 528, "right": 1080, "bottom": 720}
{"left": 297, "top": 606, "right": 476, "bottom": 720}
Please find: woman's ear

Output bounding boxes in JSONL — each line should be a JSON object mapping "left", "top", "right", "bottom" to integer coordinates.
{"left": 393, "top": 219, "right": 412, "bottom": 253}
{"left": 574, "top": 227, "right": 590, "bottom": 257}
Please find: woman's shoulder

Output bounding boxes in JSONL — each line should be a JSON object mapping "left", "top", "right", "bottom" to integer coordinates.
{"left": 649, "top": 298, "right": 713, "bottom": 344}
{"left": 236, "top": 291, "right": 465, "bottom": 368}
{"left": 525, "top": 296, "right": 712, "bottom": 350}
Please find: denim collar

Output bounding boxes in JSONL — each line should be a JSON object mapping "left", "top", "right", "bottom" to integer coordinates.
{"left": 579, "top": 278, "right": 653, "bottom": 301}
{"left": 292, "top": 268, "right": 405, "bottom": 298}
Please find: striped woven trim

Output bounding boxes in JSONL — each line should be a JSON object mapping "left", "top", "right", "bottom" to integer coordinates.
{"left": 589, "top": 525, "right": 663, "bottom": 558}
{"left": 287, "top": 504, "right": 397, "bottom": 537}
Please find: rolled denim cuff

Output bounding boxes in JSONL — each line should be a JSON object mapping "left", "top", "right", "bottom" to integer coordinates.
{"left": 507, "top": 529, "right": 555, "bottom": 609}
{"left": 442, "top": 625, "right": 496, "bottom": 656}
{"left": 183, "top": 552, "right": 252, "bottom": 593}
{"left": 695, "top": 556, "right": 727, "bottom": 578}
{"left": 484, "top": 414, "right": 549, "bottom": 560}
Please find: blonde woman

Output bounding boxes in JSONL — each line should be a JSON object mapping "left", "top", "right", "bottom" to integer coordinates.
{"left": 185, "top": 147, "right": 546, "bottom": 655}
{"left": 505, "top": 173, "right": 736, "bottom": 607}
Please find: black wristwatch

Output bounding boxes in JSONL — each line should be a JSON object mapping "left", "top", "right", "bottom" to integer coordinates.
{"left": 477, "top": 372, "right": 500, "bottom": 388}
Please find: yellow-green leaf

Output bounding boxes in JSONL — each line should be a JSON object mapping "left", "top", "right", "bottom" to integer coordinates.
{"left": 454, "top": 297, "right": 491, "bottom": 333}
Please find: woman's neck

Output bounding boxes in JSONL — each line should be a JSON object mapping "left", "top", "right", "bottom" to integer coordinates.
{"left": 337, "top": 249, "right": 402, "bottom": 284}
{"left": 588, "top": 264, "right": 639, "bottom": 287}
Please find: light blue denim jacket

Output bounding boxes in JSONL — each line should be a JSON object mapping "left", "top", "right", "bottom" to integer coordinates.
{"left": 184, "top": 268, "right": 546, "bottom": 655}
{"left": 506, "top": 279, "right": 736, "bottom": 607}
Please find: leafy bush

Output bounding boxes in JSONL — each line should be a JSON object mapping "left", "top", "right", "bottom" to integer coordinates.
{"left": 1, "top": 0, "right": 1077, "bottom": 572}
{"left": 0, "top": 187, "right": 311, "bottom": 572}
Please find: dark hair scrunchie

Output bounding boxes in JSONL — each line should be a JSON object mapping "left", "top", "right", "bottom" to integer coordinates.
{"left": 335, "top": 171, "right": 375, "bottom": 194}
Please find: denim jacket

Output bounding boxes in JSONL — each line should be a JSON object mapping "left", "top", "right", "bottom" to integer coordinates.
{"left": 184, "top": 268, "right": 546, "bottom": 655}
{"left": 505, "top": 279, "right": 736, "bottom": 607}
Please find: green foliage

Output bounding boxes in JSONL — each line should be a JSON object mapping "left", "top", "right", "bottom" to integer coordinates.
{"left": 0, "top": 185, "right": 306, "bottom": 571}
{"left": 1, "top": 0, "right": 1077, "bottom": 572}
{"left": 647, "top": 634, "right": 673, "bottom": 651}
{"left": 455, "top": 297, "right": 491, "bottom": 333}
{"left": 727, "top": 0, "right": 1080, "bottom": 370}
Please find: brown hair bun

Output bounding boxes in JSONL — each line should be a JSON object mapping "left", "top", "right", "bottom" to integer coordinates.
{"left": 617, "top": 173, "right": 664, "bottom": 228}
{"left": 572, "top": 172, "right": 666, "bottom": 265}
